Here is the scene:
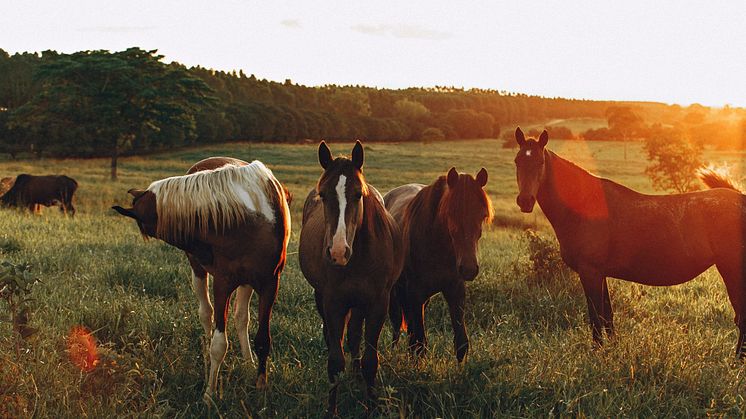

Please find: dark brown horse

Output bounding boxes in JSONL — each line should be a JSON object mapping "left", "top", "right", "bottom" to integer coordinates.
{"left": 112, "top": 157, "right": 291, "bottom": 398}
{"left": 384, "top": 168, "right": 492, "bottom": 362}
{"left": 514, "top": 127, "right": 746, "bottom": 356}
{"left": 299, "top": 141, "right": 403, "bottom": 415}
{"left": 1, "top": 174, "right": 78, "bottom": 215}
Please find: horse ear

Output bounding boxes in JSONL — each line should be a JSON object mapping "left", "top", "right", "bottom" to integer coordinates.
{"left": 318, "top": 141, "right": 333, "bottom": 169}
{"left": 476, "top": 168, "right": 488, "bottom": 187}
{"left": 352, "top": 140, "right": 364, "bottom": 170}
{"left": 112, "top": 205, "right": 138, "bottom": 220}
{"left": 127, "top": 189, "right": 146, "bottom": 199}
{"left": 539, "top": 130, "right": 549, "bottom": 147}
{"left": 447, "top": 167, "right": 459, "bottom": 188}
{"left": 515, "top": 127, "right": 526, "bottom": 146}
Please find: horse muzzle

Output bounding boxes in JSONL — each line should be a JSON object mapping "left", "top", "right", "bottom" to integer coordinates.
{"left": 458, "top": 264, "right": 479, "bottom": 281}
{"left": 326, "top": 245, "right": 352, "bottom": 267}
{"left": 517, "top": 194, "right": 536, "bottom": 213}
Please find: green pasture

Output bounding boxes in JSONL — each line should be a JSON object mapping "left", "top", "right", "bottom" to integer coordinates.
{"left": 2, "top": 138, "right": 746, "bottom": 417}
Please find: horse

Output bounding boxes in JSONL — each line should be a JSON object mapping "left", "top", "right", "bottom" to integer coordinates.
{"left": 112, "top": 157, "right": 291, "bottom": 398}
{"left": 384, "top": 167, "right": 493, "bottom": 362}
{"left": 1, "top": 174, "right": 78, "bottom": 215}
{"left": 298, "top": 141, "right": 403, "bottom": 415}
{"left": 513, "top": 126, "right": 746, "bottom": 357}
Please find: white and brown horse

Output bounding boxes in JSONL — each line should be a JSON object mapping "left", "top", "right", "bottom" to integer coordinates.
{"left": 113, "top": 157, "right": 291, "bottom": 397}
{"left": 299, "top": 141, "right": 404, "bottom": 415}
{"left": 514, "top": 127, "right": 746, "bottom": 357}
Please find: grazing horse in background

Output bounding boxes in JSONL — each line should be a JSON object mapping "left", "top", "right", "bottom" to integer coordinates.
{"left": 513, "top": 127, "right": 746, "bottom": 357}
{"left": 299, "top": 141, "right": 403, "bottom": 415}
{"left": 1, "top": 174, "right": 78, "bottom": 215}
{"left": 385, "top": 168, "right": 492, "bottom": 362}
{"left": 112, "top": 157, "right": 291, "bottom": 398}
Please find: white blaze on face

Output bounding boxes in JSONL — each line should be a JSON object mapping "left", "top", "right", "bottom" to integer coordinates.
{"left": 526, "top": 150, "right": 532, "bottom": 157}
{"left": 330, "top": 174, "right": 348, "bottom": 261}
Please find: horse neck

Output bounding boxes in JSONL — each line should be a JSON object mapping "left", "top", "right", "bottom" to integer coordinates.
{"left": 358, "top": 186, "right": 386, "bottom": 244}
{"left": 406, "top": 181, "right": 451, "bottom": 253}
{"left": 536, "top": 150, "right": 604, "bottom": 226}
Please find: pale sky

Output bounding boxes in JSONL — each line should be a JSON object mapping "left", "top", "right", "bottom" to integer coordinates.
{"left": 2, "top": 1, "right": 746, "bottom": 107}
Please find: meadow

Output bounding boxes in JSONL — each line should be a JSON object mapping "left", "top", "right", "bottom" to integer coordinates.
{"left": 3, "top": 137, "right": 746, "bottom": 417}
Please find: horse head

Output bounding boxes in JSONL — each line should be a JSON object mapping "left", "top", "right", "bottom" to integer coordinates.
{"left": 440, "top": 167, "right": 492, "bottom": 281}
{"left": 316, "top": 140, "right": 367, "bottom": 267}
{"left": 514, "top": 127, "right": 549, "bottom": 213}
{"left": 112, "top": 188, "right": 158, "bottom": 239}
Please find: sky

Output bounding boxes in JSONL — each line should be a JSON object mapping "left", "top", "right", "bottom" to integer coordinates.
{"left": 2, "top": 0, "right": 746, "bottom": 107}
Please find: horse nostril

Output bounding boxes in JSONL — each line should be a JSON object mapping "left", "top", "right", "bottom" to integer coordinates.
{"left": 344, "top": 246, "right": 352, "bottom": 260}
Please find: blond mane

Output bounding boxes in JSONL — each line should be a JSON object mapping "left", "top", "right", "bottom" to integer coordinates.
{"left": 148, "top": 160, "right": 283, "bottom": 242}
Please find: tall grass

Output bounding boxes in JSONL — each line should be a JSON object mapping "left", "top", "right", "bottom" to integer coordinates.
{"left": 2, "top": 139, "right": 746, "bottom": 417}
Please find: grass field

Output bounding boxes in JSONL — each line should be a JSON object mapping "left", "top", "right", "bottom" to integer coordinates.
{"left": 3, "top": 138, "right": 746, "bottom": 417}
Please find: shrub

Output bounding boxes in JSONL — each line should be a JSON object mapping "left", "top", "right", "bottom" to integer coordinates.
{"left": 420, "top": 127, "right": 446, "bottom": 143}
{"left": 0, "top": 261, "right": 40, "bottom": 348}
{"left": 523, "top": 230, "right": 574, "bottom": 286}
{"left": 643, "top": 125, "right": 703, "bottom": 193}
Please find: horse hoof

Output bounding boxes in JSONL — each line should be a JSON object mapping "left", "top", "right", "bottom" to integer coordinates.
{"left": 256, "top": 373, "right": 268, "bottom": 390}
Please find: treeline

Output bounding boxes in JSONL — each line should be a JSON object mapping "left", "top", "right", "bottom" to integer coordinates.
{"left": 0, "top": 48, "right": 613, "bottom": 159}
{"left": 1, "top": 47, "right": 743, "bottom": 171}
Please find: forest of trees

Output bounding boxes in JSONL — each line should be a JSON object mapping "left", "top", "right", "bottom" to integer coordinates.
{"left": 1, "top": 47, "right": 745, "bottom": 173}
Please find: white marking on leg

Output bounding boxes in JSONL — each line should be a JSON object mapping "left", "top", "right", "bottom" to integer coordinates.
{"left": 206, "top": 330, "right": 228, "bottom": 398}
{"left": 233, "top": 285, "right": 255, "bottom": 364}
{"left": 330, "top": 175, "right": 348, "bottom": 262}
{"left": 192, "top": 272, "right": 213, "bottom": 336}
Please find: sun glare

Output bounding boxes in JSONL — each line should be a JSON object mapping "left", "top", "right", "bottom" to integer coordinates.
{"left": 67, "top": 326, "right": 99, "bottom": 372}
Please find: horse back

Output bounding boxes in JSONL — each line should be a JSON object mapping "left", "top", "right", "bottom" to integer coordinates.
{"left": 187, "top": 157, "right": 248, "bottom": 174}
{"left": 384, "top": 183, "right": 425, "bottom": 225}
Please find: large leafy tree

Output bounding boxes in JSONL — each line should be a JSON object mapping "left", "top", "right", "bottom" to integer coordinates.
{"left": 12, "top": 48, "right": 212, "bottom": 179}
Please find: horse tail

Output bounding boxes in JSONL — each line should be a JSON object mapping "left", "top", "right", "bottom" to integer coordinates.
{"left": 697, "top": 167, "right": 742, "bottom": 192}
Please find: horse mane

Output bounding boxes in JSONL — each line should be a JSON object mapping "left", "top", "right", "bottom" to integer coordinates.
{"left": 697, "top": 166, "right": 742, "bottom": 192}
{"left": 403, "top": 175, "right": 493, "bottom": 239}
{"left": 437, "top": 176, "right": 494, "bottom": 226}
{"left": 361, "top": 183, "right": 393, "bottom": 238}
{"left": 148, "top": 161, "right": 281, "bottom": 242}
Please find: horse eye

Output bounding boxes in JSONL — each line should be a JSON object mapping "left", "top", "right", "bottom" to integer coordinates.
{"left": 318, "top": 192, "right": 326, "bottom": 200}
{"left": 354, "top": 192, "right": 362, "bottom": 200}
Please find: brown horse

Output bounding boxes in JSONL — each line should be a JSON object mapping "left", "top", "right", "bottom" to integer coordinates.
{"left": 384, "top": 168, "right": 492, "bottom": 362}
{"left": 112, "top": 157, "right": 291, "bottom": 398}
{"left": 514, "top": 127, "right": 746, "bottom": 357}
{"left": 299, "top": 141, "right": 403, "bottom": 415}
{"left": 1, "top": 174, "right": 78, "bottom": 215}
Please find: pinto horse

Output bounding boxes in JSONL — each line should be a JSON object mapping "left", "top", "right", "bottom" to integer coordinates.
{"left": 299, "top": 141, "right": 403, "bottom": 415}
{"left": 112, "top": 157, "right": 291, "bottom": 397}
{"left": 384, "top": 168, "right": 492, "bottom": 362}
{"left": 514, "top": 127, "right": 746, "bottom": 357}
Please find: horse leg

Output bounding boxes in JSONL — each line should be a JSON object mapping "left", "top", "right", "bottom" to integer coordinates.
{"left": 189, "top": 257, "right": 213, "bottom": 336}
{"left": 579, "top": 268, "right": 606, "bottom": 346}
{"left": 205, "top": 278, "right": 233, "bottom": 400}
{"left": 388, "top": 287, "right": 403, "bottom": 347}
{"left": 254, "top": 276, "right": 278, "bottom": 389}
{"left": 346, "top": 308, "right": 364, "bottom": 373}
{"left": 601, "top": 278, "right": 615, "bottom": 339}
{"left": 361, "top": 303, "right": 388, "bottom": 414}
{"left": 716, "top": 262, "right": 746, "bottom": 358}
{"left": 405, "top": 295, "right": 427, "bottom": 358}
{"left": 233, "top": 284, "right": 255, "bottom": 365}
{"left": 444, "top": 283, "right": 469, "bottom": 363}
{"left": 323, "top": 298, "right": 348, "bottom": 417}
